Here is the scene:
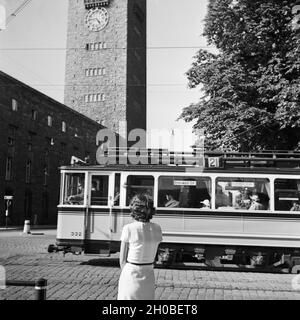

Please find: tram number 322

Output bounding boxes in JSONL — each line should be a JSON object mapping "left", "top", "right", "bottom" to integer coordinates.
{"left": 70, "top": 232, "right": 82, "bottom": 237}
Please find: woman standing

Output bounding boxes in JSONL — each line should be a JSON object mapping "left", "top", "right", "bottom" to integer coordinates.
{"left": 117, "top": 193, "right": 163, "bottom": 300}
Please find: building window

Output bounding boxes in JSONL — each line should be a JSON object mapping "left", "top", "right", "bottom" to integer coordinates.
{"left": 61, "top": 142, "right": 67, "bottom": 153}
{"left": 31, "top": 110, "right": 37, "bottom": 120}
{"left": 85, "top": 67, "right": 106, "bottom": 77}
{"left": 9, "top": 124, "right": 17, "bottom": 136}
{"left": 8, "top": 137, "right": 14, "bottom": 146}
{"left": 133, "top": 74, "right": 141, "bottom": 84}
{"left": 133, "top": 3, "right": 145, "bottom": 23}
{"left": 134, "top": 25, "right": 142, "bottom": 37}
{"left": 5, "top": 157, "right": 13, "bottom": 181}
{"left": 25, "top": 160, "right": 32, "bottom": 184}
{"left": 62, "top": 121, "right": 67, "bottom": 132}
{"left": 84, "top": 94, "right": 105, "bottom": 102}
{"left": 12, "top": 99, "right": 18, "bottom": 111}
{"left": 86, "top": 42, "right": 107, "bottom": 51}
{"left": 28, "top": 131, "right": 36, "bottom": 144}
{"left": 47, "top": 115, "right": 53, "bottom": 127}
{"left": 43, "top": 164, "right": 48, "bottom": 186}
{"left": 8, "top": 125, "right": 17, "bottom": 146}
{"left": 134, "top": 50, "right": 141, "bottom": 61}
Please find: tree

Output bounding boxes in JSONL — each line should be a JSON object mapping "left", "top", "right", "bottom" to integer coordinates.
{"left": 179, "top": 0, "right": 300, "bottom": 151}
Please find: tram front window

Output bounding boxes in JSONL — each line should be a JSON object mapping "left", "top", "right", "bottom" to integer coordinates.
{"left": 63, "top": 173, "right": 85, "bottom": 205}
{"left": 215, "top": 177, "right": 270, "bottom": 210}
{"left": 90, "top": 175, "right": 109, "bottom": 206}
{"left": 158, "top": 176, "right": 211, "bottom": 209}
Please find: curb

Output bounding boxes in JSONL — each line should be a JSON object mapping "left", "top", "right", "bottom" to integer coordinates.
{"left": 0, "top": 225, "right": 57, "bottom": 232}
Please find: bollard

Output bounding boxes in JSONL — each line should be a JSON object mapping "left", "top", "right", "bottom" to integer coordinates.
{"left": 6, "top": 278, "right": 48, "bottom": 300}
{"left": 34, "top": 278, "right": 47, "bottom": 300}
{"left": 23, "top": 220, "right": 31, "bottom": 234}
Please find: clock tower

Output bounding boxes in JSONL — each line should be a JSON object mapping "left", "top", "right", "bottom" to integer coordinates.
{"left": 64, "top": 0, "right": 146, "bottom": 138}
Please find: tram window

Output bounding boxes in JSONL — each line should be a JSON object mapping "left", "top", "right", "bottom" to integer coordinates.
{"left": 158, "top": 176, "right": 211, "bottom": 209}
{"left": 126, "top": 175, "right": 154, "bottom": 206}
{"left": 274, "top": 179, "right": 300, "bottom": 211}
{"left": 63, "top": 173, "right": 85, "bottom": 205}
{"left": 215, "top": 177, "right": 270, "bottom": 210}
{"left": 114, "top": 173, "right": 121, "bottom": 206}
{"left": 90, "top": 175, "right": 109, "bottom": 206}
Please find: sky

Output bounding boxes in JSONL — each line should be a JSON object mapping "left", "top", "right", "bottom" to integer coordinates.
{"left": 0, "top": 0, "right": 212, "bottom": 150}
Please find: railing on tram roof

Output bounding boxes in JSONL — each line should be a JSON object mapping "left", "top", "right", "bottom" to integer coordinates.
{"left": 100, "top": 147, "right": 300, "bottom": 169}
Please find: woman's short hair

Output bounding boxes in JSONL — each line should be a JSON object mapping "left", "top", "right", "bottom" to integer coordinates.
{"left": 129, "top": 193, "right": 155, "bottom": 222}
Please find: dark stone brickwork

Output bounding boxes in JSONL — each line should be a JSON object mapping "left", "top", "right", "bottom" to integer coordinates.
{"left": 0, "top": 71, "right": 103, "bottom": 226}
{"left": 64, "top": 0, "right": 146, "bottom": 137}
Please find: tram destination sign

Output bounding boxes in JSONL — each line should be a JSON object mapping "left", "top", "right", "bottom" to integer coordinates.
{"left": 174, "top": 180, "right": 197, "bottom": 186}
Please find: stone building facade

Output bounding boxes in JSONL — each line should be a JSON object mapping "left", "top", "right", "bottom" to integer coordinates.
{"left": 64, "top": 0, "right": 146, "bottom": 138}
{"left": 0, "top": 71, "right": 103, "bottom": 226}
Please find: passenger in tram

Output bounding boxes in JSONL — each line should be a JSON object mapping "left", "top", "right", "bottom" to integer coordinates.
{"left": 248, "top": 194, "right": 265, "bottom": 210}
{"left": 290, "top": 201, "right": 300, "bottom": 211}
{"left": 215, "top": 185, "right": 230, "bottom": 208}
{"left": 164, "top": 193, "right": 180, "bottom": 208}
{"left": 235, "top": 188, "right": 252, "bottom": 209}
{"left": 199, "top": 199, "right": 210, "bottom": 209}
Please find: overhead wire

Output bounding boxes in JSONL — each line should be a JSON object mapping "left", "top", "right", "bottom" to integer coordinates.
{"left": 4, "top": 0, "right": 33, "bottom": 26}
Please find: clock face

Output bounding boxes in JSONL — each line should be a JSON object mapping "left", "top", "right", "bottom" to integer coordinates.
{"left": 85, "top": 8, "right": 109, "bottom": 32}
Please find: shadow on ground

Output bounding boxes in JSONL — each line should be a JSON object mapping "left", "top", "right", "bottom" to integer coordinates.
{"left": 80, "top": 258, "right": 119, "bottom": 267}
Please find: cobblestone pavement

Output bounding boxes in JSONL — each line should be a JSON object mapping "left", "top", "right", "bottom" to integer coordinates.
{"left": 0, "top": 230, "right": 300, "bottom": 300}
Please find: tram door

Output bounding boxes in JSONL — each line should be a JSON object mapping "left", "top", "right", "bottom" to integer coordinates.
{"left": 85, "top": 173, "right": 114, "bottom": 249}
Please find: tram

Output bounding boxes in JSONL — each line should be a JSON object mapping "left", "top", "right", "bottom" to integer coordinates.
{"left": 48, "top": 148, "right": 300, "bottom": 273}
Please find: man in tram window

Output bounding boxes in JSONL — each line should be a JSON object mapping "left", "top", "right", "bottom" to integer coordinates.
{"left": 164, "top": 193, "right": 179, "bottom": 208}
{"left": 249, "top": 194, "right": 265, "bottom": 210}
{"left": 290, "top": 201, "right": 300, "bottom": 211}
{"left": 68, "top": 181, "right": 84, "bottom": 204}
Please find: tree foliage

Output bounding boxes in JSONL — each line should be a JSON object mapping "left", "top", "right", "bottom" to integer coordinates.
{"left": 180, "top": 0, "right": 300, "bottom": 151}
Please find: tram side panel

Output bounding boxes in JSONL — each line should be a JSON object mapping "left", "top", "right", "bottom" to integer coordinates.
{"left": 85, "top": 208, "right": 131, "bottom": 253}
{"left": 243, "top": 214, "right": 300, "bottom": 248}
{"left": 56, "top": 207, "right": 86, "bottom": 251}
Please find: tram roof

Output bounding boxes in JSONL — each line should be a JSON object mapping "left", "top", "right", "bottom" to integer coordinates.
{"left": 61, "top": 148, "right": 300, "bottom": 174}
